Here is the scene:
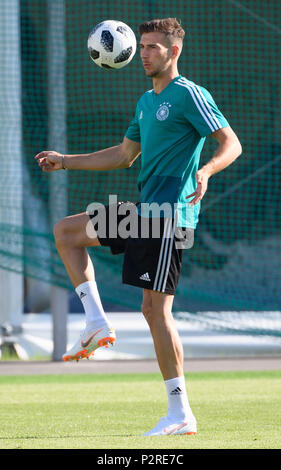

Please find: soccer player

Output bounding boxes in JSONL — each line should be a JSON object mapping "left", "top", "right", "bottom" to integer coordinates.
{"left": 35, "top": 18, "right": 242, "bottom": 436}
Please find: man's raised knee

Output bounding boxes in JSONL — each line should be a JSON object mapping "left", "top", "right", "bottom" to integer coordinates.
{"left": 53, "top": 218, "right": 71, "bottom": 246}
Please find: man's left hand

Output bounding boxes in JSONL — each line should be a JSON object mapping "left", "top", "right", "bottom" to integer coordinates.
{"left": 186, "top": 169, "right": 210, "bottom": 206}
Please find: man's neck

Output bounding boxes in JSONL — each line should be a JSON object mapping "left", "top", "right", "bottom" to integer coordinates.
{"left": 152, "top": 69, "right": 179, "bottom": 95}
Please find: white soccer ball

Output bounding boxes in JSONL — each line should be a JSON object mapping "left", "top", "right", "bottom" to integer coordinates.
{"left": 87, "top": 20, "right": 137, "bottom": 70}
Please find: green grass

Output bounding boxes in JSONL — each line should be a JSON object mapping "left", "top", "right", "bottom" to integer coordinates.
{"left": 0, "top": 370, "right": 280, "bottom": 449}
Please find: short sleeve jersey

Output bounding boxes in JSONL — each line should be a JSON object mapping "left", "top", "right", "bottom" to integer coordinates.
{"left": 125, "top": 75, "right": 229, "bottom": 228}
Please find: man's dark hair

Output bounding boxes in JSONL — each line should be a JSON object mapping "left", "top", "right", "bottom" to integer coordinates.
{"left": 139, "top": 18, "right": 185, "bottom": 42}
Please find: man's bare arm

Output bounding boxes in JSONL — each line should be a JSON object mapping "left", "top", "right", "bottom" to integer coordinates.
{"left": 200, "top": 126, "right": 242, "bottom": 177}
{"left": 186, "top": 126, "right": 242, "bottom": 206}
{"left": 35, "top": 137, "right": 141, "bottom": 172}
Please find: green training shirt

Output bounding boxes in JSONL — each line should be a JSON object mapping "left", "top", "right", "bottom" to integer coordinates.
{"left": 125, "top": 74, "right": 229, "bottom": 228}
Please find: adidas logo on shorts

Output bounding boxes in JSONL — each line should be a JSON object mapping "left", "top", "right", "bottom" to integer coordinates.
{"left": 139, "top": 272, "right": 151, "bottom": 282}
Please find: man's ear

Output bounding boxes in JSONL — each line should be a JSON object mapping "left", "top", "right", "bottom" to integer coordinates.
{"left": 171, "top": 44, "right": 180, "bottom": 58}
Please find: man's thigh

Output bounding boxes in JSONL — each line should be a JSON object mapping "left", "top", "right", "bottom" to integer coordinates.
{"left": 55, "top": 212, "right": 101, "bottom": 248}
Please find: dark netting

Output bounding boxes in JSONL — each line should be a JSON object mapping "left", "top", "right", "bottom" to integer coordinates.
{"left": 1, "top": 0, "right": 280, "bottom": 321}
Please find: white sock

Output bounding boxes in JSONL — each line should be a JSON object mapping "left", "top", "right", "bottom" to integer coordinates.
{"left": 164, "top": 376, "right": 193, "bottom": 421}
{"left": 75, "top": 280, "right": 110, "bottom": 331}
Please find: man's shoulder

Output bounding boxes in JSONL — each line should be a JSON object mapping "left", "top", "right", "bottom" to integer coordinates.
{"left": 135, "top": 89, "right": 153, "bottom": 108}
{"left": 174, "top": 75, "right": 206, "bottom": 93}
{"left": 139, "top": 88, "right": 153, "bottom": 99}
{"left": 173, "top": 76, "right": 213, "bottom": 102}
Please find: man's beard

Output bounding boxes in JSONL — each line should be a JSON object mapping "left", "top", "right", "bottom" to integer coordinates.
{"left": 145, "top": 67, "right": 162, "bottom": 78}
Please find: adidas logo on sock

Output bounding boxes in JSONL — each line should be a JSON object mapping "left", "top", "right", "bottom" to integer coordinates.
{"left": 80, "top": 291, "right": 87, "bottom": 299}
{"left": 139, "top": 272, "right": 151, "bottom": 282}
{"left": 170, "top": 387, "right": 183, "bottom": 395}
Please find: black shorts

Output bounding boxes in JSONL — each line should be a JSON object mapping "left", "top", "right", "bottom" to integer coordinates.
{"left": 88, "top": 201, "right": 194, "bottom": 295}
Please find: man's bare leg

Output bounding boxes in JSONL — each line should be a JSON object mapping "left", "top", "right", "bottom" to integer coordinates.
{"left": 142, "top": 288, "right": 183, "bottom": 380}
{"left": 53, "top": 212, "right": 115, "bottom": 361}
{"left": 53, "top": 212, "right": 100, "bottom": 288}
{"left": 142, "top": 288, "right": 196, "bottom": 435}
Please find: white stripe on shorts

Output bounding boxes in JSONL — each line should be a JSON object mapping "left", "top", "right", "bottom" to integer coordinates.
{"left": 160, "top": 219, "right": 176, "bottom": 292}
{"left": 153, "top": 218, "right": 175, "bottom": 292}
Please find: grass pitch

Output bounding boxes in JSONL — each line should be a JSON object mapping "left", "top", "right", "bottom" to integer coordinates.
{"left": 0, "top": 370, "right": 280, "bottom": 449}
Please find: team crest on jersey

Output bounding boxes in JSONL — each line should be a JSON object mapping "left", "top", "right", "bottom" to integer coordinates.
{"left": 156, "top": 102, "right": 172, "bottom": 121}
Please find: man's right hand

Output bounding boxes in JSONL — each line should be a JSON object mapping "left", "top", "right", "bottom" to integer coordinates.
{"left": 34, "top": 151, "right": 64, "bottom": 172}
